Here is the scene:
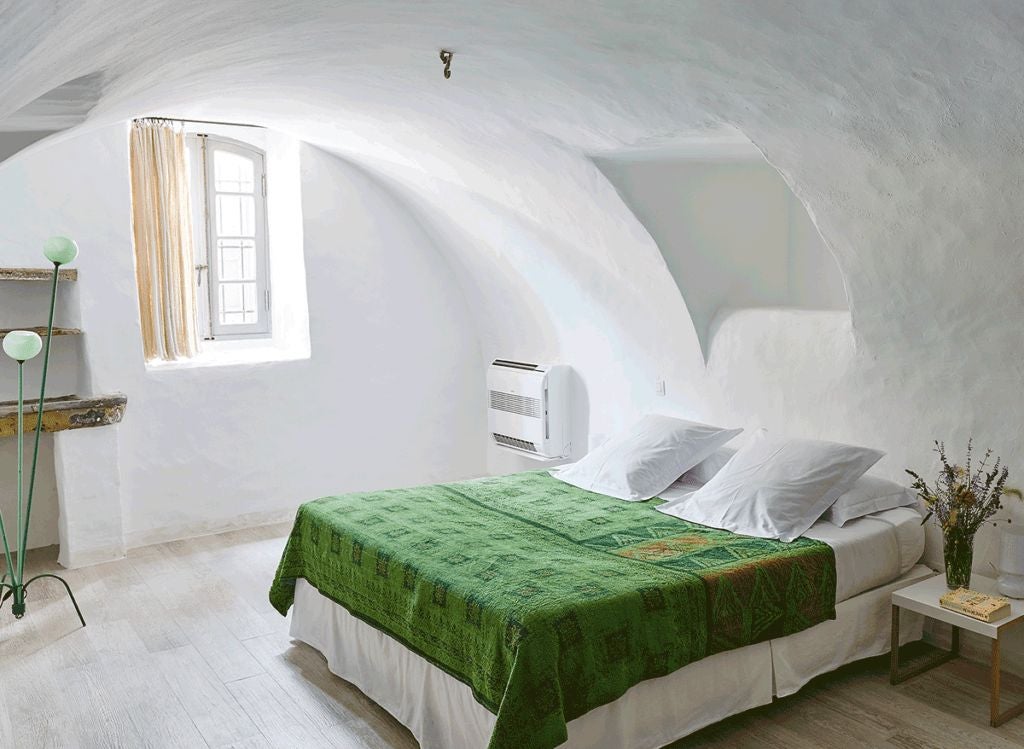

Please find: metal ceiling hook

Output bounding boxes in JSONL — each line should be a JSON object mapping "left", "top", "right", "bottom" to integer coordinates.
{"left": 439, "top": 50, "right": 453, "bottom": 79}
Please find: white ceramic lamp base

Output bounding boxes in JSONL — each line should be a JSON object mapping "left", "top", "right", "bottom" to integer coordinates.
{"left": 997, "top": 573, "right": 1024, "bottom": 599}
{"left": 997, "top": 527, "right": 1024, "bottom": 598}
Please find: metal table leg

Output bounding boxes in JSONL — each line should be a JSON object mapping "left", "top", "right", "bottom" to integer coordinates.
{"left": 890, "top": 604, "right": 959, "bottom": 685}
{"left": 991, "top": 634, "right": 1024, "bottom": 727}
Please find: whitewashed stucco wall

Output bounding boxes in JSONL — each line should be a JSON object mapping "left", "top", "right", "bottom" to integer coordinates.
{"left": 594, "top": 152, "right": 848, "bottom": 359}
{"left": 1, "top": 1, "right": 1023, "bottom": 579}
{"left": 0, "top": 126, "right": 486, "bottom": 547}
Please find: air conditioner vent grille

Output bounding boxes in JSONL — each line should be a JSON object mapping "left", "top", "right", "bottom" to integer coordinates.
{"left": 493, "top": 433, "right": 538, "bottom": 453}
{"left": 489, "top": 390, "right": 542, "bottom": 418}
{"left": 491, "top": 359, "right": 540, "bottom": 371}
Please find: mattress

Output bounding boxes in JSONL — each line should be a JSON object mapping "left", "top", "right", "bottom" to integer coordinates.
{"left": 290, "top": 564, "right": 934, "bottom": 749}
{"left": 659, "top": 478, "right": 924, "bottom": 604}
{"left": 804, "top": 506, "right": 924, "bottom": 603}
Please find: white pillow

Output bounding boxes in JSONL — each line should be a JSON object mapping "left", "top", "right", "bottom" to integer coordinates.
{"left": 822, "top": 475, "right": 918, "bottom": 527}
{"left": 682, "top": 446, "right": 737, "bottom": 484}
{"left": 552, "top": 414, "right": 742, "bottom": 501}
{"left": 657, "top": 432, "right": 884, "bottom": 541}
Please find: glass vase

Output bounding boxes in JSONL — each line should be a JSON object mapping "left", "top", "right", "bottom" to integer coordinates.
{"left": 943, "top": 528, "right": 974, "bottom": 589}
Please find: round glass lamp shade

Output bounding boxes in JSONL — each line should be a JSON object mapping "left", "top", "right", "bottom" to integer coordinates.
{"left": 43, "top": 235, "right": 79, "bottom": 265}
{"left": 2, "top": 331, "right": 43, "bottom": 361}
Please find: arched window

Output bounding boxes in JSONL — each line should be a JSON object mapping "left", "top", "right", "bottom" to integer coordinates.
{"left": 191, "top": 135, "right": 271, "bottom": 339}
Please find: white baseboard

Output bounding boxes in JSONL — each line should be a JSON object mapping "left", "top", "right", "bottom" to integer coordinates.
{"left": 124, "top": 507, "right": 298, "bottom": 550}
{"left": 59, "top": 543, "right": 127, "bottom": 570}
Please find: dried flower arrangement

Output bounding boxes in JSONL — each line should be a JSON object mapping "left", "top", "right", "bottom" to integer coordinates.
{"left": 907, "top": 440, "right": 1022, "bottom": 589}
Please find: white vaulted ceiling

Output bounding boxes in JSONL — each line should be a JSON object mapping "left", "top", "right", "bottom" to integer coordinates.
{"left": 0, "top": 72, "right": 103, "bottom": 160}
{"left": 2, "top": 1, "right": 1023, "bottom": 486}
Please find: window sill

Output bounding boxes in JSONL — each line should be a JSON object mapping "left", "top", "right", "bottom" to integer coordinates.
{"left": 145, "top": 338, "right": 309, "bottom": 371}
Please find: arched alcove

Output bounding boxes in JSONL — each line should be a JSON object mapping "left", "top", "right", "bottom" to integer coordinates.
{"left": 594, "top": 137, "right": 848, "bottom": 361}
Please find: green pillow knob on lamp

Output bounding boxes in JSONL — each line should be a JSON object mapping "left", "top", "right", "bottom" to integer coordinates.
{"left": 43, "top": 236, "right": 79, "bottom": 266}
{"left": 2, "top": 331, "right": 42, "bottom": 362}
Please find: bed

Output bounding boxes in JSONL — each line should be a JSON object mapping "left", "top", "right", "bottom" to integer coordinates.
{"left": 271, "top": 470, "right": 928, "bottom": 749}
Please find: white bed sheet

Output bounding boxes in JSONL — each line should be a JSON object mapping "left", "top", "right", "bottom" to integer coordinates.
{"left": 804, "top": 506, "right": 924, "bottom": 602}
{"left": 655, "top": 476, "right": 704, "bottom": 502}
{"left": 290, "top": 565, "right": 933, "bottom": 749}
{"left": 658, "top": 479, "right": 924, "bottom": 604}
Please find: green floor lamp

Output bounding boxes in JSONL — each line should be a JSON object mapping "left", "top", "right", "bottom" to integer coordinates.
{"left": 0, "top": 236, "right": 85, "bottom": 627}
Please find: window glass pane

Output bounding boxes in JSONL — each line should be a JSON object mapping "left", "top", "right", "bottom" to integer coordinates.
{"left": 216, "top": 194, "right": 255, "bottom": 237}
{"left": 243, "top": 243, "right": 256, "bottom": 278}
{"left": 214, "top": 150, "right": 255, "bottom": 193}
{"left": 220, "top": 283, "right": 243, "bottom": 314}
{"left": 217, "top": 239, "right": 256, "bottom": 281}
{"left": 219, "top": 243, "right": 243, "bottom": 281}
{"left": 243, "top": 283, "right": 257, "bottom": 313}
{"left": 219, "top": 282, "right": 259, "bottom": 326}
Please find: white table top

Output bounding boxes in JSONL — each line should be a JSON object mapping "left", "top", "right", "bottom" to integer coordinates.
{"left": 893, "top": 573, "right": 1024, "bottom": 638}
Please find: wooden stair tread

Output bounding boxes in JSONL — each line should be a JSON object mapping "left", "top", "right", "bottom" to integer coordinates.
{"left": 0, "top": 267, "right": 77, "bottom": 281}
{"left": 0, "top": 326, "right": 82, "bottom": 338}
{"left": 0, "top": 393, "right": 127, "bottom": 437}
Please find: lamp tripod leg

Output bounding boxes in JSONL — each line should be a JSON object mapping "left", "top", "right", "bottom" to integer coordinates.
{"left": 11, "top": 588, "right": 25, "bottom": 618}
{"left": 21, "top": 574, "right": 86, "bottom": 627}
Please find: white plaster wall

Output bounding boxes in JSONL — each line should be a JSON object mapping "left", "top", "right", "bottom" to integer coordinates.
{"left": 0, "top": 131, "right": 55, "bottom": 164}
{"left": 0, "top": 125, "right": 486, "bottom": 547}
{"left": 0, "top": 0, "right": 1022, "bottom": 593}
{"left": 594, "top": 153, "right": 846, "bottom": 356}
{"left": 788, "top": 192, "right": 847, "bottom": 311}
{"left": 0, "top": 436, "right": 59, "bottom": 551}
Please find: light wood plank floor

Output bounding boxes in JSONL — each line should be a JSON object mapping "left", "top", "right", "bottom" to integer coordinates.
{"left": 1, "top": 524, "right": 1021, "bottom": 748}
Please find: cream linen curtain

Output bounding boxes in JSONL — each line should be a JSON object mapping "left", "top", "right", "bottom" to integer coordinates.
{"left": 129, "top": 119, "right": 200, "bottom": 360}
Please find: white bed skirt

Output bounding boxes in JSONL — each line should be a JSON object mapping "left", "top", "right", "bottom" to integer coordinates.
{"left": 290, "top": 564, "right": 933, "bottom": 749}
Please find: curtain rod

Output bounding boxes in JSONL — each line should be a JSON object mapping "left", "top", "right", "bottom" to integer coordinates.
{"left": 139, "top": 116, "right": 266, "bottom": 129}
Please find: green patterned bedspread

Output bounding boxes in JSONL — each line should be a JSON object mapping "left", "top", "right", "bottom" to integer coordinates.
{"left": 270, "top": 471, "right": 836, "bottom": 749}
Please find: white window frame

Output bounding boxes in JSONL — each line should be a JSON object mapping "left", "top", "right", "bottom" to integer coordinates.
{"left": 190, "top": 134, "right": 271, "bottom": 340}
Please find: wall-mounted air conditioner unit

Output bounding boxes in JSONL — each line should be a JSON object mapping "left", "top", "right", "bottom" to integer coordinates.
{"left": 487, "top": 359, "right": 570, "bottom": 460}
